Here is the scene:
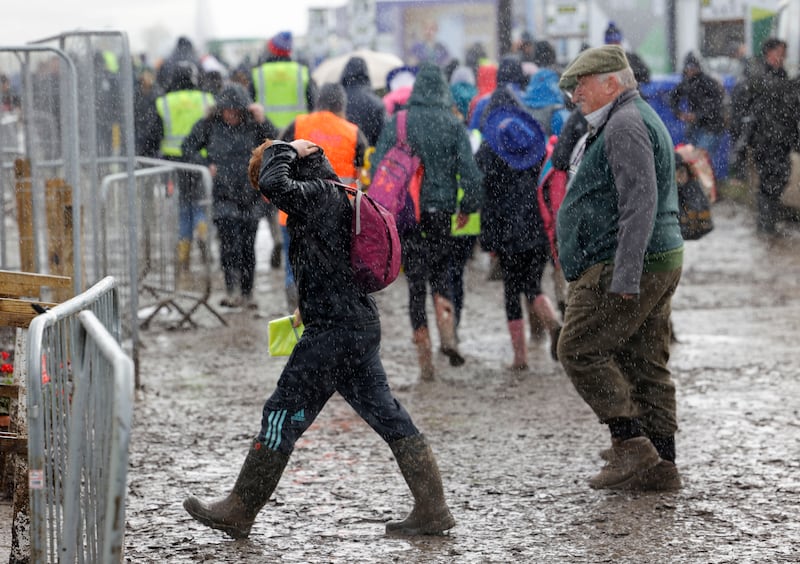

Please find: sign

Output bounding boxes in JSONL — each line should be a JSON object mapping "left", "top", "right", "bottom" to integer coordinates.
{"left": 546, "top": 0, "right": 588, "bottom": 37}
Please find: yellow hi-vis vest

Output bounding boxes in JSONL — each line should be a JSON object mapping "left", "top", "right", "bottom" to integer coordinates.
{"left": 252, "top": 61, "right": 309, "bottom": 129}
{"left": 156, "top": 90, "right": 214, "bottom": 157}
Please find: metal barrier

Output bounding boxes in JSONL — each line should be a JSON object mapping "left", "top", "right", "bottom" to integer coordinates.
{"left": 61, "top": 309, "right": 133, "bottom": 564}
{"left": 99, "top": 157, "right": 225, "bottom": 334}
{"left": 26, "top": 276, "right": 128, "bottom": 563}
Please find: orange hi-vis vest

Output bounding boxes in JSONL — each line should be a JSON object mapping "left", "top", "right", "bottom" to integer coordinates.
{"left": 278, "top": 111, "right": 360, "bottom": 226}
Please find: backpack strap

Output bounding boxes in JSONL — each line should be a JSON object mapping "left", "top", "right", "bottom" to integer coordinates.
{"left": 327, "top": 179, "right": 363, "bottom": 234}
{"left": 397, "top": 110, "right": 411, "bottom": 149}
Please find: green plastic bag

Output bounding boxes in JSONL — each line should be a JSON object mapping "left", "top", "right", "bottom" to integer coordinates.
{"left": 268, "top": 315, "right": 304, "bottom": 356}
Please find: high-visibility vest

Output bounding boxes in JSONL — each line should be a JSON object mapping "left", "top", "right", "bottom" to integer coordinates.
{"left": 252, "top": 61, "right": 309, "bottom": 130}
{"left": 294, "top": 111, "right": 359, "bottom": 185}
{"left": 278, "top": 111, "right": 360, "bottom": 227}
{"left": 156, "top": 90, "right": 214, "bottom": 157}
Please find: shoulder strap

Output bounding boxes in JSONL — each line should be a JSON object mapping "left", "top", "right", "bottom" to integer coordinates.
{"left": 396, "top": 110, "right": 410, "bottom": 147}
{"left": 327, "top": 179, "right": 363, "bottom": 234}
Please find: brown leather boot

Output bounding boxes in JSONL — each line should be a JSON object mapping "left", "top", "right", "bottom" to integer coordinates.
{"left": 183, "top": 439, "right": 290, "bottom": 539}
{"left": 433, "top": 294, "right": 465, "bottom": 366}
{"left": 412, "top": 327, "right": 435, "bottom": 381}
{"left": 386, "top": 434, "right": 455, "bottom": 536}
{"left": 588, "top": 437, "right": 660, "bottom": 490}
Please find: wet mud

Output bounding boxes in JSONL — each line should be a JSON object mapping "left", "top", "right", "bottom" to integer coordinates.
{"left": 124, "top": 200, "right": 800, "bottom": 563}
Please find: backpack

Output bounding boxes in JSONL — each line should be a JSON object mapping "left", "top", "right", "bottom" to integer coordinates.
{"left": 328, "top": 180, "right": 402, "bottom": 293}
{"left": 368, "top": 110, "right": 421, "bottom": 232}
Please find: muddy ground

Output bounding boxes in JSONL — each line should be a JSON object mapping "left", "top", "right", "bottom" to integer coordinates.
{"left": 120, "top": 198, "right": 800, "bottom": 563}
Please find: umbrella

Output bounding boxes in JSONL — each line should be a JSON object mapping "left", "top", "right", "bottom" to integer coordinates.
{"left": 312, "top": 49, "right": 405, "bottom": 90}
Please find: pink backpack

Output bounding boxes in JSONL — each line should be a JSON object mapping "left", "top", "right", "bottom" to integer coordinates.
{"left": 368, "top": 110, "right": 421, "bottom": 230}
{"left": 329, "top": 181, "right": 402, "bottom": 293}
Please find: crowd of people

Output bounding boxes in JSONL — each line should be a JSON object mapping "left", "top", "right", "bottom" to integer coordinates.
{"left": 6, "top": 22, "right": 788, "bottom": 539}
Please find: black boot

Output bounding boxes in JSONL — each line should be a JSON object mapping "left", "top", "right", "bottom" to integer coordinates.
{"left": 183, "top": 439, "right": 290, "bottom": 539}
{"left": 386, "top": 434, "right": 455, "bottom": 535}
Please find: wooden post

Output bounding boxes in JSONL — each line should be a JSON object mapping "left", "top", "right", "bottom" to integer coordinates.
{"left": 9, "top": 328, "right": 29, "bottom": 564}
{"left": 45, "top": 179, "right": 74, "bottom": 303}
{"left": 13, "top": 160, "right": 35, "bottom": 273}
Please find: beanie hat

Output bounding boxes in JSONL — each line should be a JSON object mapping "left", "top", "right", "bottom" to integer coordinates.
{"left": 558, "top": 45, "right": 631, "bottom": 91}
{"left": 683, "top": 51, "right": 701, "bottom": 71}
{"left": 604, "top": 21, "right": 623, "bottom": 45}
{"left": 268, "top": 31, "right": 292, "bottom": 57}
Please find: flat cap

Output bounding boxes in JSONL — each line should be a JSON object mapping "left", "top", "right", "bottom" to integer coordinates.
{"left": 558, "top": 45, "right": 631, "bottom": 91}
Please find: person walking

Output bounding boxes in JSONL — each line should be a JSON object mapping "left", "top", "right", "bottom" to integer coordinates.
{"left": 279, "top": 83, "right": 370, "bottom": 308}
{"left": 183, "top": 138, "right": 455, "bottom": 539}
{"left": 146, "top": 61, "right": 215, "bottom": 285}
{"left": 250, "top": 31, "right": 317, "bottom": 132}
{"left": 731, "top": 38, "right": 800, "bottom": 235}
{"left": 339, "top": 56, "right": 388, "bottom": 147}
{"left": 475, "top": 89, "right": 561, "bottom": 369}
{"left": 669, "top": 52, "right": 726, "bottom": 163}
{"left": 372, "top": 62, "right": 483, "bottom": 381}
{"left": 556, "top": 45, "right": 684, "bottom": 491}
{"left": 181, "top": 83, "right": 278, "bottom": 308}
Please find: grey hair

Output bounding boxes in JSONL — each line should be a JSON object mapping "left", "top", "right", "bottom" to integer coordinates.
{"left": 597, "top": 67, "right": 637, "bottom": 90}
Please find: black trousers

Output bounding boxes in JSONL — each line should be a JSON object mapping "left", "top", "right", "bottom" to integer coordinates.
{"left": 257, "top": 320, "right": 419, "bottom": 454}
{"left": 214, "top": 216, "right": 258, "bottom": 296}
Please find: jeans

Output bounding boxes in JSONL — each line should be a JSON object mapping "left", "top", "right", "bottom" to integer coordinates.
{"left": 178, "top": 201, "right": 207, "bottom": 240}
{"left": 257, "top": 320, "right": 419, "bottom": 454}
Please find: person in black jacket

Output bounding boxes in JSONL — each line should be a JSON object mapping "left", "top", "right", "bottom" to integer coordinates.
{"left": 476, "top": 90, "right": 562, "bottom": 368}
{"left": 181, "top": 83, "right": 278, "bottom": 308}
{"left": 183, "top": 138, "right": 455, "bottom": 539}
{"left": 669, "top": 52, "right": 726, "bottom": 159}
{"left": 732, "top": 38, "right": 800, "bottom": 234}
{"left": 340, "top": 56, "right": 388, "bottom": 147}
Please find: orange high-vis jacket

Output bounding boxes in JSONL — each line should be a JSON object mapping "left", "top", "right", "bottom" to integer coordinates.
{"left": 278, "top": 111, "right": 360, "bottom": 226}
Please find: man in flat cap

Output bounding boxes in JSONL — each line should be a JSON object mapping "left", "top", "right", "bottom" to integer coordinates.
{"left": 554, "top": 45, "right": 684, "bottom": 491}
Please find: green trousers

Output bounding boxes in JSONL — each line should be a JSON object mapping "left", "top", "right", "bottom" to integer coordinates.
{"left": 558, "top": 262, "right": 682, "bottom": 438}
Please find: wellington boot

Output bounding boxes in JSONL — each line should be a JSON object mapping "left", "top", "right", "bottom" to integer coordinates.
{"left": 184, "top": 439, "right": 290, "bottom": 539}
{"left": 386, "top": 434, "right": 455, "bottom": 536}
{"left": 176, "top": 239, "right": 192, "bottom": 290}
{"left": 433, "top": 294, "right": 465, "bottom": 366}
{"left": 507, "top": 319, "right": 528, "bottom": 371}
{"left": 196, "top": 222, "right": 211, "bottom": 267}
{"left": 413, "top": 327, "right": 435, "bottom": 381}
{"left": 532, "top": 294, "right": 563, "bottom": 361}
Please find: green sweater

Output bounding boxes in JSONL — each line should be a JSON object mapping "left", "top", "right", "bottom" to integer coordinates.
{"left": 556, "top": 91, "right": 683, "bottom": 293}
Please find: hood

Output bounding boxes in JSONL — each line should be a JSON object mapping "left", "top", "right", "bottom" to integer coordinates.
{"left": 216, "top": 83, "right": 252, "bottom": 111}
{"left": 340, "top": 56, "right": 371, "bottom": 88}
{"left": 496, "top": 55, "right": 527, "bottom": 88}
{"left": 407, "top": 62, "right": 451, "bottom": 109}
{"left": 522, "top": 69, "right": 564, "bottom": 108}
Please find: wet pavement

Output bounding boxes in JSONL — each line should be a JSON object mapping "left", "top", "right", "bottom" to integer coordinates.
{"left": 123, "top": 199, "right": 800, "bottom": 563}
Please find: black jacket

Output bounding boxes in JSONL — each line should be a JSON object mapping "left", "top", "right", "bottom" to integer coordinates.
{"left": 669, "top": 71, "right": 725, "bottom": 133}
{"left": 182, "top": 85, "right": 278, "bottom": 221}
{"left": 258, "top": 142, "right": 378, "bottom": 327}
{"left": 340, "top": 57, "right": 388, "bottom": 146}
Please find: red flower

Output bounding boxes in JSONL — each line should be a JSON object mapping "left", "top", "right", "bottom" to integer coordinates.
{"left": 1, "top": 363, "right": 13, "bottom": 374}
{"left": 0, "top": 351, "right": 9, "bottom": 361}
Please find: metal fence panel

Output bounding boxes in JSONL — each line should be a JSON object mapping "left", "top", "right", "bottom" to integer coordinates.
{"left": 60, "top": 310, "right": 133, "bottom": 564}
{"left": 25, "top": 276, "right": 122, "bottom": 563}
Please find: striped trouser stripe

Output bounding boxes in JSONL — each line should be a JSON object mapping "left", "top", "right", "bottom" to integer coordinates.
{"left": 265, "top": 409, "right": 287, "bottom": 450}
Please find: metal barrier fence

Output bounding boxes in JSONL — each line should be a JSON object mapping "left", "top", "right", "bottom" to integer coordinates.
{"left": 61, "top": 309, "right": 133, "bottom": 564}
{"left": 26, "top": 276, "right": 132, "bottom": 563}
{"left": 1, "top": 31, "right": 224, "bottom": 387}
{"left": 100, "top": 157, "right": 222, "bottom": 336}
